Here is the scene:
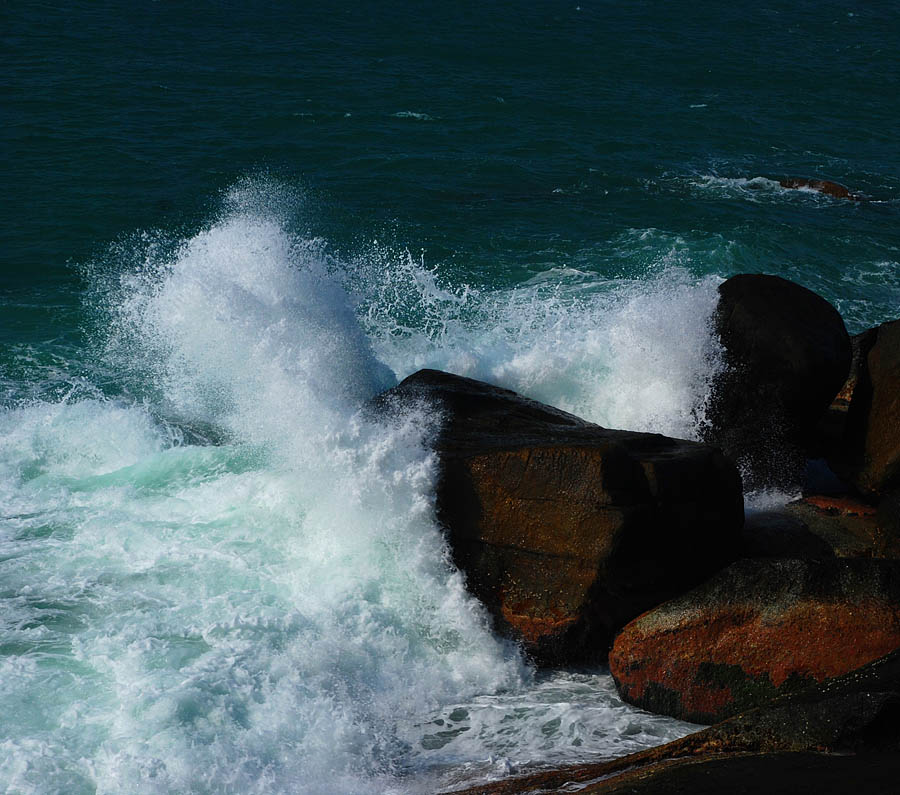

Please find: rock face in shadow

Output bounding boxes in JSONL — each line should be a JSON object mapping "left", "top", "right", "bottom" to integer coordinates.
{"left": 784, "top": 495, "right": 900, "bottom": 559}
{"left": 371, "top": 369, "right": 744, "bottom": 664}
{"left": 609, "top": 557, "right": 900, "bottom": 724}
{"left": 701, "top": 274, "right": 851, "bottom": 491}
{"left": 831, "top": 318, "right": 900, "bottom": 498}
{"left": 738, "top": 510, "right": 834, "bottom": 560}
{"left": 450, "top": 649, "right": 900, "bottom": 794}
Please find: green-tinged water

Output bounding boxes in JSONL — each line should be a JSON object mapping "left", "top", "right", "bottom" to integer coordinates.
{"left": 1, "top": 1, "right": 898, "bottom": 792}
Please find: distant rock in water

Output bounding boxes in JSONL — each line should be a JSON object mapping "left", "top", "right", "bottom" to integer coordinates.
{"left": 370, "top": 369, "right": 744, "bottom": 665}
{"left": 701, "top": 273, "right": 851, "bottom": 491}
{"left": 779, "top": 177, "right": 865, "bottom": 200}
{"left": 609, "top": 557, "right": 900, "bottom": 724}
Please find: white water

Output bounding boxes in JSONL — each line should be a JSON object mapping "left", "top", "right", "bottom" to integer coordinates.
{"left": 0, "top": 184, "right": 716, "bottom": 793}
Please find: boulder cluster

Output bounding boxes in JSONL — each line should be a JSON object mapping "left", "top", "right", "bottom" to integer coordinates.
{"left": 368, "top": 272, "right": 900, "bottom": 792}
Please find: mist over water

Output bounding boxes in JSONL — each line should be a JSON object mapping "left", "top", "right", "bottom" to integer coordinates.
{"left": 1, "top": 184, "right": 710, "bottom": 793}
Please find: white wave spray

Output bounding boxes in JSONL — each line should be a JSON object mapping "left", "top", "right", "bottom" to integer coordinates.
{"left": 1, "top": 182, "right": 711, "bottom": 794}
{"left": 351, "top": 243, "right": 724, "bottom": 441}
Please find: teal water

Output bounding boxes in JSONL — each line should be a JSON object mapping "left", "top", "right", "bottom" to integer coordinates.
{"left": 2, "top": 2, "right": 899, "bottom": 793}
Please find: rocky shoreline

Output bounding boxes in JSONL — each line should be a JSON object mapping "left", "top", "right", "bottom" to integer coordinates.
{"left": 447, "top": 651, "right": 900, "bottom": 793}
{"left": 368, "top": 272, "right": 900, "bottom": 792}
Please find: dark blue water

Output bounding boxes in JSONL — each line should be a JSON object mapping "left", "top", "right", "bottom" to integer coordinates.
{"left": 2, "top": 2, "right": 898, "bottom": 792}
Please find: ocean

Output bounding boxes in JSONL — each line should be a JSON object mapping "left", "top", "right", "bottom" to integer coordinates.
{"left": 2, "top": 2, "right": 898, "bottom": 792}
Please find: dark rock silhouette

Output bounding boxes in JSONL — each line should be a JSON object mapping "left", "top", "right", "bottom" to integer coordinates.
{"left": 701, "top": 274, "right": 851, "bottom": 491}
{"left": 831, "top": 319, "right": 900, "bottom": 498}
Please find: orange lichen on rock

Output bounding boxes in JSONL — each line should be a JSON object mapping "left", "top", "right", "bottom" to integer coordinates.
{"left": 610, "top": 558, "right": 900, "bottom": 723}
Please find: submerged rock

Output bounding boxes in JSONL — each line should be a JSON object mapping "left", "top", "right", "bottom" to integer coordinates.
{"left": 778, "top": 177, "right": 864, "bottom": 200}
{"left": 371, "top": 369, "right": 744, "bottom": 664}
{"left": 701, "top": 274, "right": 851, "bottom": 491}
{"left": 609, "top": 557, "right": 900, "bottom": 724}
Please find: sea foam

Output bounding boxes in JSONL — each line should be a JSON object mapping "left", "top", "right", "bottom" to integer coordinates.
{"left": 1, "top": 182, "right": 708, "bottom": 794}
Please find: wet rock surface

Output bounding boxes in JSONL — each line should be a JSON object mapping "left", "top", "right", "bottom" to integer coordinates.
{"left": 608, "top": 557, "right": 900, "bottom": 723}
{"left": 371, "top": 369, "right": 744, "bottom": 664}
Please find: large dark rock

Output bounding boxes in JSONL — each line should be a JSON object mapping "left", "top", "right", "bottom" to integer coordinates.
{"left": 832, "top": 318, "right": 900, "bottom": 498}
{"left": 609, "top": 557, "right": 900, "bottom": 724}
{"left": 371, "top": 369, "right": 744, "bottom": 664}
{"left": 701, "top": 274, "right": 851, "bottom": 491}
{"left": 451, "top": 649, "right": 900, "bottom": 794}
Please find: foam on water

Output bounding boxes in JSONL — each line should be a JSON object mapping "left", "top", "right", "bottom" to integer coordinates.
{"left": 689, "top": 175, "right": 786, "bottom": 197}
{"left": 392, "top": 112, "right": 435, "bottom": 121}
{"left": 1, "top": 183, "right": 713, "bottom": 794}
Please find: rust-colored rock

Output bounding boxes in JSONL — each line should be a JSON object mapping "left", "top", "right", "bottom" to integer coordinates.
{"left": 832, "top": 318, "right": 900, "bottom": 498}
{"left": 701, "top": 274, "right": 851, "bottom": 491}
{"left": 371, "top": 369, "right": 744, "bottom": 664}
{"left": 609, "top": 558, "right": 900, "bottom": 723}
{"left": 778, "top": 177, "right": 864, "bottom": 200}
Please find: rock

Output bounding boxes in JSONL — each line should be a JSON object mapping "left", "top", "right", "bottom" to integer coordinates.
{"left": 371, "top": 369, "right": 744, "bottom": 664}
{"left": 738, "top": 510, "right": 834, "bottom": 560}
{"left": 778, "top": 177, "right": 864, "bottom": 201}
{"left": 832, "top": 328, "right": 879, "bottom": 411}
{"left": 454, "top": 754, "right": 900, "bottom": 795}
{"left": 609, "top": 557, "right": 900, "bottom": 723}
{"left": 833, "top": 319, "right": 900, "bottom": 497}
{"left": 582, "top": 752, "right": 900, "bottom": 795}
{"left": 450, "top": 648, "right": 900, "bottom": 794}
{"left": 701, "top": 274, "right": 851, "bottom": 491}
{"left": 784, "top": 495, "right": 900, "bottom": 559}
{"left": 878, "top": 492, "right": 900, "bottom": 539}
{"left": 814, "top": 328, "right": 879, "bottom": 460}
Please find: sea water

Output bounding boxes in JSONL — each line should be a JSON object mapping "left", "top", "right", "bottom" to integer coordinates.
{"left": 3, "top": 2, "right": 899, "bottom": 793}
